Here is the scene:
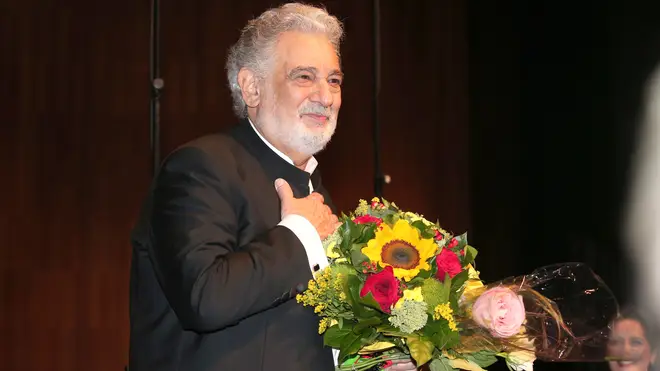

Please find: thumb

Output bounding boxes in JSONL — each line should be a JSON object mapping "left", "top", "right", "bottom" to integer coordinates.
{"left": 274, "top": 178, "right": 294, "bottom": 202}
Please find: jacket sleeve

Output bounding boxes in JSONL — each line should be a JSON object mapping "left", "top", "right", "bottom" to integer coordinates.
{"left": 148, "top": 146, "right": 314, "bottom": 333}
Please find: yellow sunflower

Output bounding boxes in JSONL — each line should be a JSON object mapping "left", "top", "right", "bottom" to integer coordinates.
{"left": 361, "top": 219, "right": 437, "bottom": 281}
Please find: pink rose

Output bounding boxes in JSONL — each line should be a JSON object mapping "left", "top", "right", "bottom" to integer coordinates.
{"left": 472, "top": 287, "right": 525, "bottom": 338}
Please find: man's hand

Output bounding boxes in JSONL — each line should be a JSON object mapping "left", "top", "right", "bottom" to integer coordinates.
{"left": 383, "top": 359, "right": 417, "bottom": 371}
{"left": 275, "top": 178, "right": 339, "bottom": 239}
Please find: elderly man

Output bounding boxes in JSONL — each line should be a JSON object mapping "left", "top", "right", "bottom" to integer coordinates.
{"left": 128, "top": 3, "right": 415, "bottom": 371}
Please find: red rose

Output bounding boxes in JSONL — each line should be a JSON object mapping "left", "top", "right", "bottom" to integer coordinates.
{"left": 353, "top": 215, "right": 383, "bottom": 225}
{"left": 360, "top": 266, "right": 401, "bottom": 313}
{"left": 447, "top": 238, "right": 459, "bottom": 249}
{"left": 435, "top": 248, "right": 462, "bottom": 281}
{"left": 434, "top": 230, "right": 444, "bottom": 240}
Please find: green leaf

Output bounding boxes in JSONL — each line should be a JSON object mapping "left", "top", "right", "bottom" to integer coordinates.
{"left": 376, "top": 324, "right": 409, "bottom": 338}
{"left": 338, "top": 332, "right": 363, "bottom": 363}
{"left": 424, "top": 315, "right": 460, "bottom": 350}
{"left": 430, "top": 325, "right": 460, "bottom": 350}
{"left": 324, "top": 323, "right": 373, "bottom": 364}
{"left": 354, "top": 316, "right": 382, "bottom": 332}
{"left": 463, "top": 245, "right": 478, "bottom": 265}
{"left": 360, "top": 292, "right": 385, "bottom": 312}
{"left": 406, "top": 336, "right": 435, "bottom": 366}
{"left": 340, "top": 220, "right": 355, "bottom": 254}
{"left": 358, "top": 225, "right": 376, "bottom": 242}
{"left": 465, "top": 351, "right": 499, "bottom": 368}
{"left": 416, "top": 269, "right": 433, "bottom": 280}
{"left": 383, "top": 213, "right": 399, "bottom": 226}
{"left": 350, "top": 244, "right": 370, "bottom": 269}
{"left": 350, "top": 222, "right": 367, "bottom": 241}
{"left": 450, "top": 270, "right": 469, "bottom": 295}
{"left": 429, "top": 357, "right": 457, "bottom": 371}
{"left": 346, "top": 275, "right": 380, "bottom": 318}
{"left": 410, "top": 220, "right": 436, "bottom": 239}
{"left": 442, "top": 273, "right": 452, "bottom": 299}
{"left": 324, "top": 324, "right": 354, "bottom": 348}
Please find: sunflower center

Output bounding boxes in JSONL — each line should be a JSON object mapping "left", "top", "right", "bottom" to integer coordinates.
{"left": 381, "top": 239, "right": 421, "bottom": 269}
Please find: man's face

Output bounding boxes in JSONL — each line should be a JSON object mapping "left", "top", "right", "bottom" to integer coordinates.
{"left": 255, "top": 31, "right": 343, "bottom": 162}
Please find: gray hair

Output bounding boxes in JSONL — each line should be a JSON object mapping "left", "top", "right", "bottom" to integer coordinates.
{"left": 225, "top": 3, "right": 344, "bottom": 118}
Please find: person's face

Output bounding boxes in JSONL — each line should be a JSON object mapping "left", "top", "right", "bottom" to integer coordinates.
{"left": 255, "top": 31, "right": 343, "bottom": 162}
{"left": 608, "top": 319, "right": 656, "bottom": 371}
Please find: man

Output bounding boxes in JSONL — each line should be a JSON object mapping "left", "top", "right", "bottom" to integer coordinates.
{"left": 128, "top": 3, "right": 415, "bottom": 371}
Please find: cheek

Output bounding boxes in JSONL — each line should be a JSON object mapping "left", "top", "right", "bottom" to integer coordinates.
{"left": 332, "top": 93, "right": 342, "bottom": 110}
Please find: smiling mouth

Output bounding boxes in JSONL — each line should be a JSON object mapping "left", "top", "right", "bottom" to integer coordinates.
{"left": 301, "top": 113, "right": 328, "bottom": 123}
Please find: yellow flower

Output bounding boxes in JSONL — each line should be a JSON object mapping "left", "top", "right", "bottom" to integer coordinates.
{"left": 326, "top": 241, "right": 340, "bottom": 259}
{"left": 404, "top": 212, "right": 434, "bottom": 226}
{"left": 433, "top": 302, "right": 458, "bottom": 331}
{"left": 394, "top": 287, "right": 424, "bottom": 309}
{"left": 318, "top": 318, "right": 330, "bottom": 334}
{"left": 361, "top": 219, "right": 437, "bottom": 281}
{"left": 402, "top": 287, "right": 424, "bottom": 302}
{"left": 355, "top": 199, "right": 369, "bottom": 216}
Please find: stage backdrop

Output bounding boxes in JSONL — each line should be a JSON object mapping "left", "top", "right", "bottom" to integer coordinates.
{"left": 0, "top": 1, "right": 469, "bottom": 370}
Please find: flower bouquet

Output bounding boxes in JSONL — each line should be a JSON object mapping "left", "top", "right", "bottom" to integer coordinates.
{"left": 297, "top": 198, "right": 618, "bottom": 370}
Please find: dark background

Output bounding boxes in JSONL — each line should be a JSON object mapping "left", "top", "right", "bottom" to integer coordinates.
{"left": 2, "top": 1, "right": 660, "bottom": 370}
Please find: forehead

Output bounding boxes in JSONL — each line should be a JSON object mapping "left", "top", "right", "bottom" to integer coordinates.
{"left": 612, "top": 319, "right": 646, "bottom": 337}
{"left": 273, "top": 31, "right": 340, "bottom": 72}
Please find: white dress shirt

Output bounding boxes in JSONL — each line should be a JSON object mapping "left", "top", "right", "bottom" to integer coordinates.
{"left": 247, "top": 119, "right": 330, "bottom": 273}
{"left": 247, "top": 119, "right": 339, "bottom": 365}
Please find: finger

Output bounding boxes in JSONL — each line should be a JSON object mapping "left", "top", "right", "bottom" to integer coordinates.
{"left": 274, "top": 179, "right": 294, "bottom": 203}
{"left": 308, "top": 192, "right": 324, "bottom": 203}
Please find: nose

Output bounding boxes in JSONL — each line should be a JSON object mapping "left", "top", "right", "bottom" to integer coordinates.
{"left": 309, "top": 80, "right": 334, "bottom": 107}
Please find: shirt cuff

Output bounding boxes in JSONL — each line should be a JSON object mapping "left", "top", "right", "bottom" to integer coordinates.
{"left": 278, "top": 214, "right": 329, "bottom": 274}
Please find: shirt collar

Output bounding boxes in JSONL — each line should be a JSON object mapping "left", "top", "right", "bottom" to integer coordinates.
{"left": 247, "top": 117, "right": 319, "bottom": 175}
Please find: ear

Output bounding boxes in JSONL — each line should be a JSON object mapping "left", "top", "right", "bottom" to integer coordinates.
{"left": 237, "top": 68, "right": 261, "bottom": 108}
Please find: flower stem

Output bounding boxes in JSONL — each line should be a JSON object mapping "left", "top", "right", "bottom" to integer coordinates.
{"left": 338, "top": 353, "right": 411, "bottom": 371}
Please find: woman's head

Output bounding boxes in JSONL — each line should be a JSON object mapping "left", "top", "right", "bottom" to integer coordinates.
{"left": 608, "top": 309, "right": 658, "bottom": 371}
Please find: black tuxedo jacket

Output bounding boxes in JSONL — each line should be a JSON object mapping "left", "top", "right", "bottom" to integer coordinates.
{"left": 128, "top": 120, "right": 336, "bottom": 371}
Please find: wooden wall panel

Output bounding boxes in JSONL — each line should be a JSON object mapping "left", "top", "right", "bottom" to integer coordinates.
{"left": 0, "top": 2, "right": 150, "bottom": 370}
{"left": 376, "top": 0, "right": 469, "bottom": 233}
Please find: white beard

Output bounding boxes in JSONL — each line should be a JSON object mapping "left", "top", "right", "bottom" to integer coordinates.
{"left": 279, "top": 116, "right": 336, "bottom": 156}
{"left": 257, "top": 100, "right": 337, "bottom": 157}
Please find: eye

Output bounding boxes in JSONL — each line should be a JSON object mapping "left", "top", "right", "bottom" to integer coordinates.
{"left": 328, "top": 77, "right": 343, "bottom": 86}
{"left": 297, "top": 73, "right": 314, "bottom": 81}
{"left": 631, "top": 339, "right": 644, "bottom": 347}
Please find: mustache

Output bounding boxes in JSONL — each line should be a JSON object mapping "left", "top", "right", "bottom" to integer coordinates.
{"left": 299, "top": 104, "right": 332, "bottom": 117}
